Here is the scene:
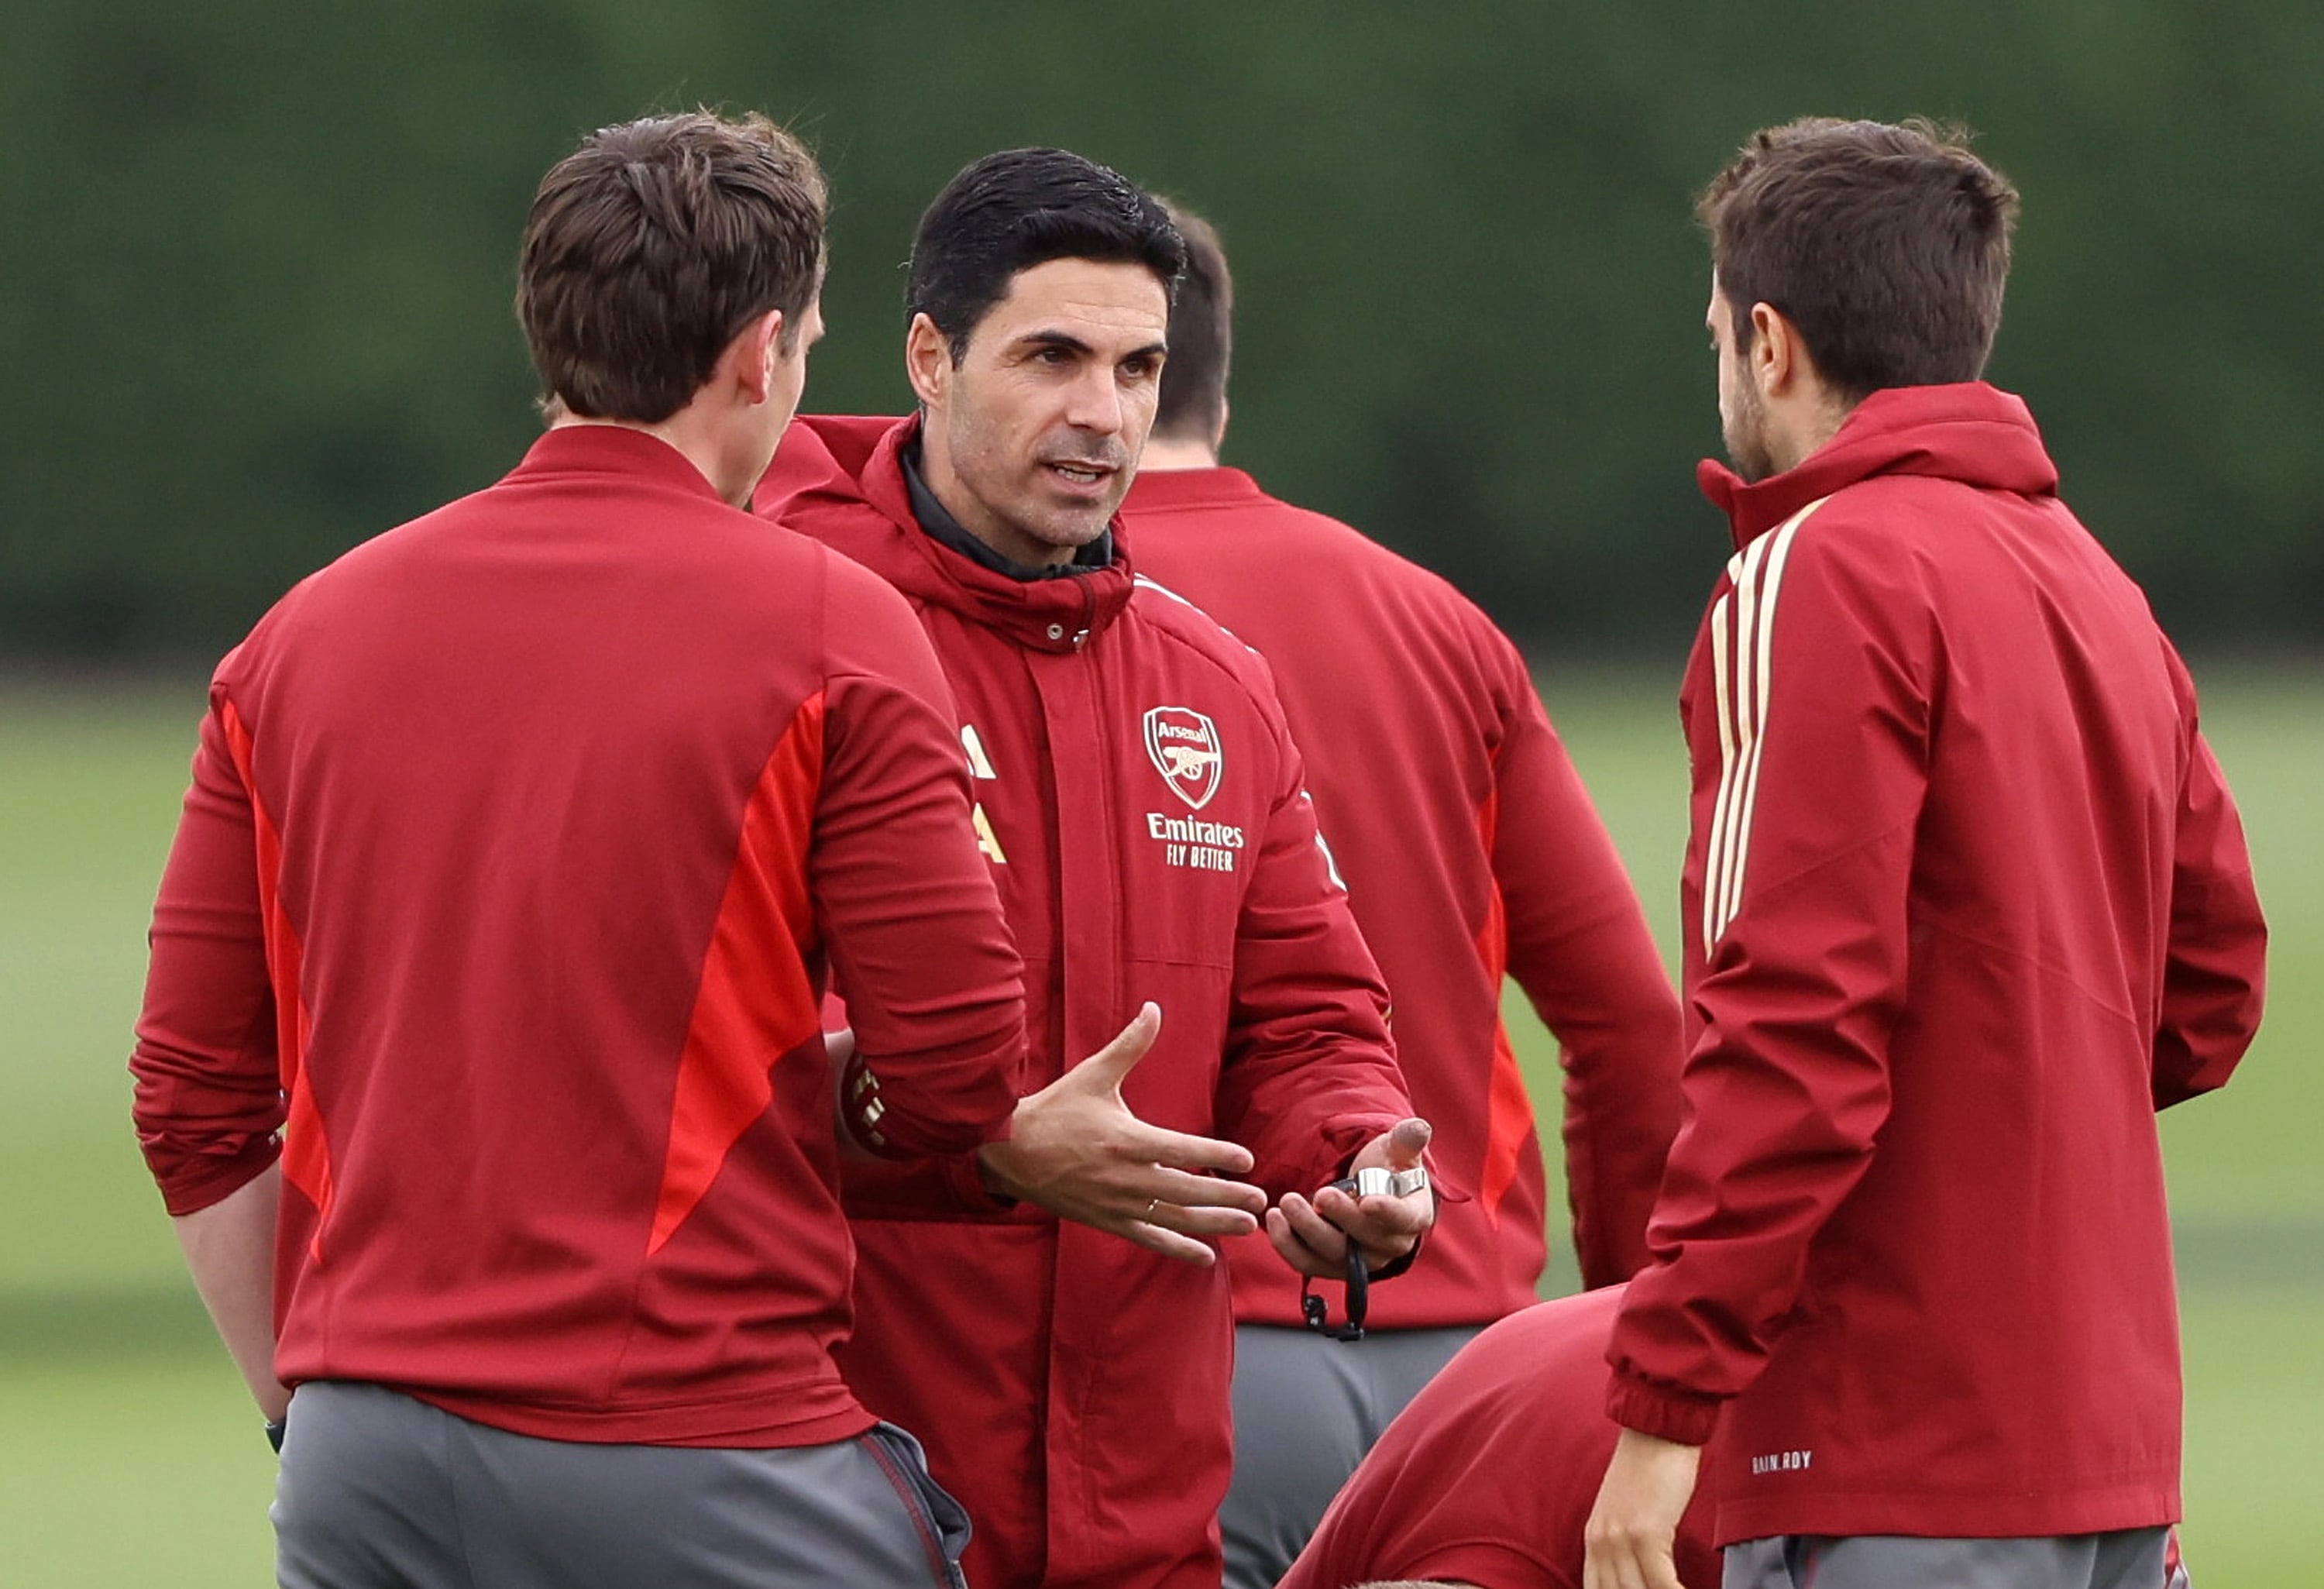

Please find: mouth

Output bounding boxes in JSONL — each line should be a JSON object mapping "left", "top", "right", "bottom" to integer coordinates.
{"left": 1042, "top": 459, "right": 1118, "bottom": 495}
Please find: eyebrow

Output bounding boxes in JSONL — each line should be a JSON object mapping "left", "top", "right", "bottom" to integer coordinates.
{"left": 1014, "top": 330, "right": 1168, "bottom": 362}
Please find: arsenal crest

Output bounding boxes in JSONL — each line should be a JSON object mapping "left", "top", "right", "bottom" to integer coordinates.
{"left": 1143, "top": 707, "right": 1224, "bottom": 810}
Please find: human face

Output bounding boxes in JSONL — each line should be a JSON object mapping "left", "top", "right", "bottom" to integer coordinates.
{"left": 1710, "top": 282, "right": 1778, "bottom": 483}
{"left": 913, "top": 257, "right": 1169, "bottom": 567}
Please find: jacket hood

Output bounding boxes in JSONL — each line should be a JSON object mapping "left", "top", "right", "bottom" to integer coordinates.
{"left": 1698, "top": 382, "right": 2061, "bottom": 549}
{"left": 760, "top": 414, "right": 1135, "bottom": 655}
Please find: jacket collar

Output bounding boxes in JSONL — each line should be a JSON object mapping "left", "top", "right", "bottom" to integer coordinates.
{"left": 507, "top": 422, "right": 728, "bottom": 503}
{"left": 794, "top": 414, "right": 1136, "bottom": 655}
{"left": 1699, "top": 382, "right": 2061, "bottom": 549}
{"left": 901, "top": 439, "right": 1116, "bottom": 581}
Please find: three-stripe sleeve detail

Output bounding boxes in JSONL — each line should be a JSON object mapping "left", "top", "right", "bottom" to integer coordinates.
{"left": 1699, "top": 499, "right": 1826, "bottom": 957}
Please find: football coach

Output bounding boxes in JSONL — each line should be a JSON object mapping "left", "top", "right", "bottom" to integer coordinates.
{"left": 131, "top": 112, "right": 1046, "bottom": 1588}
{"left": 755, "top": 147, "right": 1436, "bottom": 1589}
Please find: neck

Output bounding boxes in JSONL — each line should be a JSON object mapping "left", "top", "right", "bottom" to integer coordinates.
{"left": 916, "top": 423, "right": 1081, "bottom": 569}
{"left": 1136, "top": 433, "right": 1219, "bottom": 472}
{"left": 552, "top": 410, "right": 759, "bottom": 507}
{"left": 1769, "top": 390, "right": 1853, "bottom": 476}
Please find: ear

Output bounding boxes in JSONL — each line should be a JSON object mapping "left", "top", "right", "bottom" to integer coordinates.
{"left": 1749, "top": 301, "right": 1827, "bottom": 402}
{"left": 904, "top": 311, "right": 953, "bottom": 410}
{"left": 718, "top": 308, "right": 785, "bottom": 406}
{"left": 1748, "top": 301, "right": 1792, "bottom": 393}
{"left": 1213, "top": 397, "right": 1230, "bottom": 454}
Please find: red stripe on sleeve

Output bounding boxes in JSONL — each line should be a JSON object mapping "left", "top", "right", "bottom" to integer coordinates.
{"left": 218, "top": 699, "right": 334, "bottom": 1245}
{"left": 650, "top": 692, "right": 829, "bottom": 1254}
{"left": 1473, "top": 786, "right": 1535, "bottom": 1223}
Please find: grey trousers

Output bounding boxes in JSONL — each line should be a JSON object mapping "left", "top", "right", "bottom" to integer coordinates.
{"left": 1220, "top": 1322, "right": 1481, "bottom": 1589}
{"left": 273, "top": 1381, "right": 971, "bottom": 1589}
{"left": 1724, "top": 1528, "right": 2190, "bottom": 1589}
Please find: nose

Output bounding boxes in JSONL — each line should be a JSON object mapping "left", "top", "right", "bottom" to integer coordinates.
{"left": 1061, "top": 364, "right": 1125, "bottom": 436}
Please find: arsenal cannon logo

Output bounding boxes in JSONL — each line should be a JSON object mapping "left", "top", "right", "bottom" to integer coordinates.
{"left": 1143, "top": 706, "right": 1225, "bottom": 810}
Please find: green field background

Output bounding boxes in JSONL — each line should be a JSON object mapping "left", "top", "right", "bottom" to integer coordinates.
{"left": 2, "top": 666, "right": 2316, "bottom": 1583}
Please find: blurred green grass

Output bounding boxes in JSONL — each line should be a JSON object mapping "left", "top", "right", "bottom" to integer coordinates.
{"left": 2, "top": 666, "right": 2315, "bottom": 1585}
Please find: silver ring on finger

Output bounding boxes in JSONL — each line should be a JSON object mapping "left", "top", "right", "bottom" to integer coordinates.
{"left": 1144, "top": 1199, "right": 1160, "bottom": 1219}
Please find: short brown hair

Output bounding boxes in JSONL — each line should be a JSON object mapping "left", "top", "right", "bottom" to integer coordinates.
{"left": 517, "top": 111, "right": 827, "bottom": 423}
{"left": 1153, "top": 200, "right": 1232, "bottom": 442}
{"left": 1700, "top": 118, "right": 2019, "bottom": 400}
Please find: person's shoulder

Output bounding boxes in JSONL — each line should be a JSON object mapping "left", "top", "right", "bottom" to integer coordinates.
{"left": 1722, "top": 483, "right": 1943, "bottom": 615}
{"left": 1126, "top": 569, "right": 1253, "bottom": 658}
{"left": 758, "top": 415, "right": 903, "bottom": 518}
{"left": 812, "top": 536, "right": 928, "bottom": 626}
{"left": 1122, "top": 571, "right": 1287, "bottom": 708}
{"left": 1247, "top": 483, "right": 1517, "bottom": 643}
{"left": 1466, "top": 1286, "right": 1629, "bottom": 1371}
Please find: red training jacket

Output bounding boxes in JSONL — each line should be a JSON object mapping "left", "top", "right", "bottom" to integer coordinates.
{"left": 1122, "top": 466, "right": 1682, "bottom": 1322}
{"left": 1607, "top": 384, "right": 2267, "bottom": 1541}
{"left": 756, "top": 417, "right": 1412, "bottom": 1589}
{"left": 131, "top": 425, "right": 1025, "bottom": 1447}
{"left": 1282, "top": 1285, "right": 1719, "bottom": 1589}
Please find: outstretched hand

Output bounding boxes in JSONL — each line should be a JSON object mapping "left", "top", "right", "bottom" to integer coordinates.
{"left": 1264, "top": 1116, "right": 1435, "bottom": 1279}
{"left": 977, "top": 1003, "right": 1267, "bottom": 1264}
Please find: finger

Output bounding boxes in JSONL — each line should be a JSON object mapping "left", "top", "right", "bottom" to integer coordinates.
{"left": 1314, "top": 1184, "right": 1424, "bottom": 1236}
{"left": 1274, "top": 1191, "right": 1350, "bottom": 1264}
{"left": 1312, "top": 1187, "right": 1425, "bottom": 1271}
{"left": 1117, "top": 1122, "right": 1257, "bottom": 1179}
{"left": 1349, "top": 1188, "right": 1435, "bottom": 1232}
{"left": 1072, "top": 1002, "right": 1162, "bottom": 1090}
{"left": 1263, "top": 1206, "right": 1335, "bottom": 1278}
{"left": 1581, "top": 1539, "right": 1638, "bottom": 1589}
{"left": 1144, "top": 1201, "right": 1260, "bottom": 1240}
{"left": 1143, "top": 1165, "right": 1268, "bottom": 1216}
{"left": 1384, "top": 1116, "right": 1432, "bottom": 1170}
{"left": 1109, "top": 1214, "right": 1219, "bottom": 1266}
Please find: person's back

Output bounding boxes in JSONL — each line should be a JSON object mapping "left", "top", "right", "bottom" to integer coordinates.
{"left": 132, "top": 112, "right": 1026, "bottom": 1589}
{"left": 1281, "top": 1286, "right": 1719, "bottom": 1589}
{"left": 1124, "top": 479, "right": 1679, "bottom": 1317}
{"left": 1631, "top": 384, "right": 2250, "bottom": 1536}
{"left": 1589, "top": 119, "right": 2264, "bottom": 1589}
{"left": 161, "top": 430, "right": 1019, "bottom": 1426}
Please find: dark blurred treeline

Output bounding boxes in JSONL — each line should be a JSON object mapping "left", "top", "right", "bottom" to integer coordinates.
{"left": 3, "top": 0, "right": 2319, "bottom": 665}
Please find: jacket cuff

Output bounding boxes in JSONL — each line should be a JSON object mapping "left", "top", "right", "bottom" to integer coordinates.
{"left": 940, "top": 1150, "right": 1017, "bottom": 1214}
{"left": 1604, "top": 1369, "right": 1723, "bottom": 1446}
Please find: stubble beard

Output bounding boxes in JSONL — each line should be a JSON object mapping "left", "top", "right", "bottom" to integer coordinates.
{"left": 1722, "top": 376, "right": 1779, "bottom": 484}
{"left": 948, "top": 410, "right": 1122, "bottom": 555}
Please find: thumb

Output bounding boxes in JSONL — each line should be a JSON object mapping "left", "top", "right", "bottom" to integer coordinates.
{"left": 1072, "top": 1002, "right": 1162, "bottom": 1091}
{"left": 1385, "top": 1117, "right": 1432, "bottom": 1170}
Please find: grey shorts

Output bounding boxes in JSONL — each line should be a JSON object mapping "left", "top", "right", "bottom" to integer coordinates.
{"left": 1220, "top": 1322, "right": 1480, "bottom": 1589}
{"left": 1724, "top": 1528, "right": 2191, "bottom": 1589}
{"left": 273, "top": 1380, "right": 971, "bottom": 1589}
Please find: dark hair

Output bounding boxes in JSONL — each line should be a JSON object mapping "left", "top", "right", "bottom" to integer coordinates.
{"left": 906, "top": 147, "right": 1185, "bottom": 363}
{"left": 517, "top": 111, "right": 827, "bottom": 424}
{"left": 1699, "top": 118, "right": 2020, "bottom": 400}
{"left": 1152, "top": 201, "right": 1233, "bottom": 442}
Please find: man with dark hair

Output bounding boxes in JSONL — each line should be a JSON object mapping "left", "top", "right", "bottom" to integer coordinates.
{"left": 1583, "top": 119, "right": 2262, "bottom": 1589}
{"left": 132, "top": 111, "right": 1050, "bottom": 1588}
{"left": 1119, "top": 202, "right": 1685, "bottom": 1589}
{"left": 755, "top": 146, "right": 1435, "bottom": 1589}
{"left": 1279, "top": 1287, "right": 1720, "bottom": 1589}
